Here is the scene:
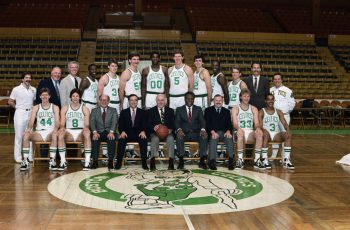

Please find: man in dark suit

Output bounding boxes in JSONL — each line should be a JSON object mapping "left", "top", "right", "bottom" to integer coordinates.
{"left": 147, "top": 94, "right": 175, "bottom": 170}
{"left": 175, "top": 92, "right": 208, "bottom": 169}
{"left": 36, "top": 66, "right": 62, "bottom": 157}
{"left": 115, "top": 94, "right": 148, "bottom": 170}
{"left": 204, "top": 94, "right": 234, "bottom": 170}
{"left": 90, "top": 94, "right": 118, "bottom": 170}
{"left": 36, "top": 66, "right": 62, "bottom": 108}
{"left": 243, "top": 62, "right": 270, "bottom": 110}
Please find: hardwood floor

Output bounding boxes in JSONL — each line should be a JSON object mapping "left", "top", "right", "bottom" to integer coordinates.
{"left": 1, "top": 132, "right": 350, "bottom": 229}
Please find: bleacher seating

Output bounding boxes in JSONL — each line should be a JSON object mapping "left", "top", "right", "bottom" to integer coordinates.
{"left": 330, "top": 46, "right": 350, "bottom": 73}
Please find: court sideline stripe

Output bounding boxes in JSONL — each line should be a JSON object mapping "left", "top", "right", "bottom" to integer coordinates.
{"left": 182, "top": 207, "right": 195, "bottom": 230}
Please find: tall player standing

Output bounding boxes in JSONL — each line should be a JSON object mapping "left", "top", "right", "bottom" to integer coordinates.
{"left": 80, "top": 64, "right": 98, "bottom": 112}
{"left": 193, "top": 54, "right": 212, "bottom": 110}
{"left": 168, "top": 50, "right": 194, "bottom": 110}
{"left": 141, "top": 52, "right": 169, "bottom": 109}
{"left": 211, "top": 60, "right": 229, "bottom": 106}
{"left": 228, "top": 65, "right": 247, "bottom": 109}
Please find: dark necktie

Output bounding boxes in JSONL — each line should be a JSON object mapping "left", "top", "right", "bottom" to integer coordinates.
{"left": 253, "top": 76, "right": 258, "bottom": 92}
{"left": 102, "top": 108, "right": 106, "bottom": 126}
{"left": 74, "top": 77, "right": 78, "bottom": 89}
{"left": 54, "top": 80, "right": 60, "bottom": 98}
{"left": 216, "top": 108, "right": 220, "bottom": 114}
{"left": 188, "top": 107, "right": 192, "bottom": 124}
{"left": 160, "top": 108, "right": 165, "bottom": 124}
{"left": 131, "top": 108, "right": 136, "bottom": 127}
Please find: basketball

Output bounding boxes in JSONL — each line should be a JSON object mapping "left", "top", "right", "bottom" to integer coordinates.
{"left": 156, "top": 125, "right": 169, "bottom": 139}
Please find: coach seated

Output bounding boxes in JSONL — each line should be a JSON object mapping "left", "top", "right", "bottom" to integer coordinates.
{"left": 90, "top": 94, "right": 118, "bottom": 170}
{"left": 147, "top": 94, "right": 175, "bottom": 171}
{"left": 115, "top": 94, "right": 148, "bottom": 170}
{"left": 175, "top": 92, "right": 208, "bottom": 169}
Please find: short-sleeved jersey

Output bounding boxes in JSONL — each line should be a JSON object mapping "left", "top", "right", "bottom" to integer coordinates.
{"left": 238, "top": 104, "right": 254, "bottom": 130}
{"left": 36, "top": 103, "right": 55, "bottom": 131}
{"left": 211, "top": 73, "right": 224, "bottom": 98}
{"left": 103, "top": 73, "right": 120, "bottom": 103}
{"left": 125, "top": 68, "right": 141, "bottom": 97}
{"left": 270, "top": 85, "right": 295, "bottom": 114}
{"left": 193, "top": 69, "right": 207, "bottom": 96}
{"left": 65, "top": 104, "right": 84, "bottom": 129}
{"left": 169, "top": 64, "right": 188, "bottom": 95}
{"left": 82, "top": 77, "right": 98, "bottom": 104}
{"left": 10, "top": 84, "right": 36, "bottom": 109}
{"left": 146, "top": 66, "right": 165, "bottom": 93}
{"left": 228, "top": 80, "right": 242, "bottom": 107}
{"left": 262, "top": 108, "right": 281, "bottom": 133}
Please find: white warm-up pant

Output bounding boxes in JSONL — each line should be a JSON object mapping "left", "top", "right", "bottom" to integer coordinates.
{"left": 14, "top": 109, "right": 32, "bottom": 161}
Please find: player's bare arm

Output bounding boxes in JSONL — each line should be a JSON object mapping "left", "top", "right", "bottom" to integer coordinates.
{"left": 202, "top": 69, "right": 212, "bottom": 106}
{"left": 59, "top": 105, "right": 68, "bottom": 129}
{"left": 97, "top": 74, "right": 108, "bottom": 104}
{"left": 217, "top": 74, "right": 229, "bottom": 104}
{"left": 184, "top": 65, "right": 194, "bottom": 92}
{"left": 26, "top": 105, "right": 39, "bottom": 131}
{"left": 163, "top": 66, "right": 169, "bottom": 98}
{"left": 83, "top": 106, "right": 90, "bottom": 129}
{"left": 53, "top": 105, "right": 60, "bottom": 131}
{"left": 277, "top": 109, "right": 290, "bottom": 132}
{"left": 119, "top": 70, "right": 131, "bottom": 107}
{"left": 78, "top": 78, "right": 90, "bottom": 95}
{"left": 141, "top": 67, "right": 149, "bottom": 108}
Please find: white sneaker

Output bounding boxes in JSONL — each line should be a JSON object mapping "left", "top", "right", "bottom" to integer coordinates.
{"left": 20, "top": 159, "right": 29, "bottom": 171}
{"left": 57, "top": 161, "right": 67, "bottom": 171}
{"left": 49, "top": 159, "right": 57, "bottom": 171}
{"left": 283, "top": 158, "right": 295, "bottom": 170}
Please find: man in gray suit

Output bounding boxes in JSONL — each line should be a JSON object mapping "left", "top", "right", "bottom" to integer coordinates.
{"left": 59, "top": 61, "right": 82, "bottom": 106}
{"left": 90, "top": 94, "right": 118, "bottom": 170}
{"left": 175, "top": 92, "right": 208, "bottom": 169}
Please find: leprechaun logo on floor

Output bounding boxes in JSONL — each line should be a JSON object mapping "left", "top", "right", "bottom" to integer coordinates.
{"left": 48, "top": 166, "right": 294, "bottom": 215}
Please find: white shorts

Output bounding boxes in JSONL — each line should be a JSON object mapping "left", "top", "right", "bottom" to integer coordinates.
{"left": 83, "top": 102, "right": 97, "bottom": 113}
{"left": 169, "top": 96, "right": 185, "bottom": 110}
{"left": 37, "top": 130, "right": 53, "bottom": 141}
{"left": 145, "top": 93, "right": 158, "bottom": 109}
{"left": 194, "top": 96, "right": 208, "bottom": 110}
{"left": 269, "top": 131, "right": 279, "bottom": 141}
{"left": 242, "top": 129, "right": 254, "bottom": 142}
{"left": 122, "top": 99, "right": 142, "bottom": 110}
{"left": 66, "top": 129, "right": 83, "bottom": 142}
{"left": 108, "top": 102, "right": 120, "bottom": 115}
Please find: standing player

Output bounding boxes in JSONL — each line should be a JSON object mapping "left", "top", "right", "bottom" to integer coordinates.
{"left": 80, "top": 64, "right": 98, "bottom": 112}
{"left": 20, "top": 88, "right": 60, "bottom": 171}
{"left": 232, "top": 89, "right": 264, "bottom": 169}
{"left": 8, "top": 72, "right": 36, "bottom": 163}
{"left": 193, "top": 54, "right": 212, "bottom": 110}
{"left": 270, "top": 73, "right": 296, "bottom": 158}
{"left": 58, "top": 89, "right": 91, "bottom": 170}
{"left": 228, "top": 66, "right": 247, "bottom": 109}
{"left": 259, "top": 94, "right": 294, "bottom": 169}
{"left": 120, "top": 52, "right": 142, "bottom": 109}
{"left": 141, "top": 52, "right": 169, "bottom": 109}
{"left": 168, "top": 50, "right": 194, "bottom": 110}
{"left": 211, "top": 60, "right": 229, "bottom": 105}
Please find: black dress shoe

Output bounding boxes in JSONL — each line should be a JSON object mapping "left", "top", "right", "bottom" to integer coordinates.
{"left": 108, "top": 160, "right": 113, "bottom": 171}
{"left": 228, "top": 157, "right": 234, "bottom": 170}
{"left": 114, "top": 161, "right": 121, "bottom": 170}
{"left": 92, "top": 160, "right": 99, "bottom": 169}
{"left": 199, "top": 157, "right": 208, "bottom": 169}
{"left": 208, "top": 159, "right": 217, "bottom": 170}
{"left": 142, "top": 159, "right": 149, "bottom": 170}
{"left": 150, "top": 157, "right": 156, "bottom": 171}
{"left": 168, "top": 158, "right": 175, "bottom": 170}
{"left": 177, "top": 156, "right": 184, "bottom": 170}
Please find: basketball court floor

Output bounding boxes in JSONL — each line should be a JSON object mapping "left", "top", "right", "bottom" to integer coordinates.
{"left": 0, "top": 130, "right": 350, "bottom": 229}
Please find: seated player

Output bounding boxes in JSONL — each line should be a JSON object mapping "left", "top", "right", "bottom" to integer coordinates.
{"left": 57, "top": 89, "right": 91, "bottom": 171}
{"left": 20, "top": 88, "right": 60, "bottom": 171}
{"left": 259, "top": 94, "right": 294, "bottom": 169}
{"left": 232, "top": 89, "right": 264, "bottom": 169}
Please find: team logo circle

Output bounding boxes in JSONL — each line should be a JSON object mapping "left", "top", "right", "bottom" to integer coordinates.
{"left": 48, "top": 166, "right": 294, "bottom": 215}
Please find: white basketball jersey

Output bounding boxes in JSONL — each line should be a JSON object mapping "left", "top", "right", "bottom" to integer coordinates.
{"left": 36, "top": 103, "right": 55, "bottom": 131}
{"left": 169, "top": 65, "right": 188, "bottom": 95}
{"left": 125, "top": 68, "right": 141, "bottom": 97}
{"left": 147, "top": 66, "right": 165, "bottom": 93}
{"left": 211, "top": 73, "right": 224, "bottom": 98}
{"left": 263, "top": 108, "right": 281, "bottom": 133}
{"left": 82, "top": 77, "right": 98, "bottom": 104}
{"left": 193, "top": 69, "right": 207, "bottom": 96}
{"left": 238, "top": 104, "right": 254, "bottom": 130}
{"left": 228, "top": 80, "right": 242, "bottom": 107}
{"left": 103, "top": 73, "right": 120, "bottom": 103}
{"left": 66, "top": 104, "right": 85, "bottom": 129}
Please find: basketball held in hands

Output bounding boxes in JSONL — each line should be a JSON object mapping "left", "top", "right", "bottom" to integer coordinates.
{"left": 156, "top": 125, "right": 169, "bottom": 139}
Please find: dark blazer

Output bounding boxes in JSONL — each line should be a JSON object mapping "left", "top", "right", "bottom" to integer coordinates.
{"left": 204, "top": 106, "right": 232, "bottom": 133}
{"left": 119, "top": 107, "right": 146, "bottom": 136}
{"left": 175, "top": 105, "right": 205, "bottom": 133}
{"left": 36, "top": 77, "right": 61, "bottom": 108}
{"left": 244, "top": 75, "right": 270, "bottom": 110}
{"left": 147, "top": 106, "right": 175, "bottom": 134}
{"left": 90, "top": 106, "right": 118, "bottom": 133}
